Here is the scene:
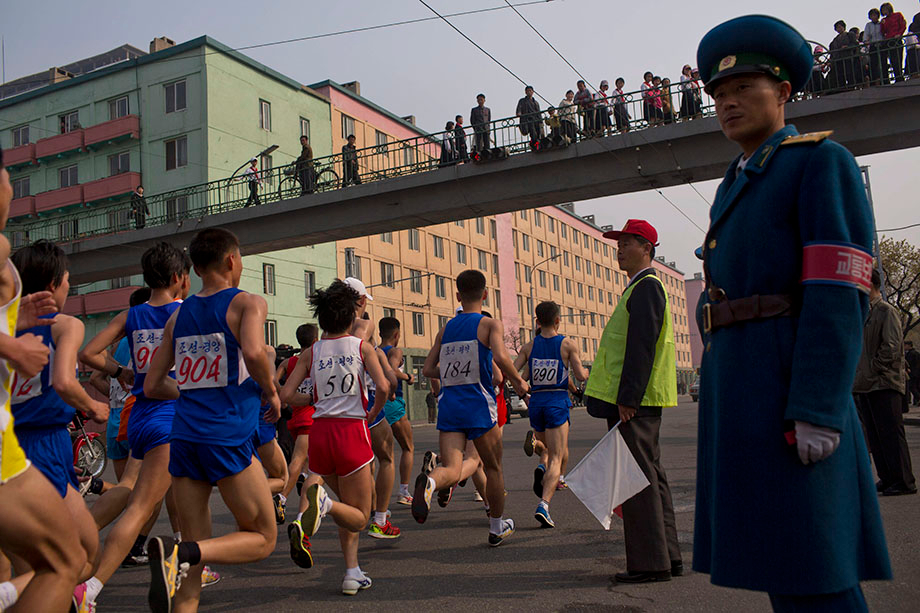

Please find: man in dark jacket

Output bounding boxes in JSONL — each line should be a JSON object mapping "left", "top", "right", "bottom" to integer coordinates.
{"left": 906, "top": 340, "right": 920, "bottom": 406}
{"left": 342, "top": 134, "right": 361, "bottom": 186}
{"left": 854, "top": 269, "right": 917, "bottom": 495}
{"left": 295, "top": 135, "right": 314, "bottom": 195}
{"left": 131, "top": 185, "right": 148, "bottom": 229}
{"left": 470, "top": 94, "right": 491, "bottom": 153}
{"left": 454, "top": 116, "right": 469, "bottom": 163}
{"left": 584, "top": 219, "right": 681, "bottom": 584}
{"left": 515, "top": 86, "right": 543, "bottom": 144}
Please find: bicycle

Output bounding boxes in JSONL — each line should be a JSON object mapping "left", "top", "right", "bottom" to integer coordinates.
{"left": 278, "top": 161, "right": 340, "bottom": 200}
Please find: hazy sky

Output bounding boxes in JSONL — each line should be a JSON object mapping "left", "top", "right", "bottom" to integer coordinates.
{"left": 3, "top": 0, "right": 918, "bottom": 274}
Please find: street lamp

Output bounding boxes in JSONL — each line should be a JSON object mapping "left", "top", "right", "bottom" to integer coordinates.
{"left": 526, "top": 253, "right": 561, "bottom": 332}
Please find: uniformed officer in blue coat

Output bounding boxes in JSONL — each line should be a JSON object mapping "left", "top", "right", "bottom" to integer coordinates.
{"left": 693, "top": 15, "right": 891, "bottom": 612}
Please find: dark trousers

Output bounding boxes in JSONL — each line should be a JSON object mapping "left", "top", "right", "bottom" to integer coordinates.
{"left": 133, "top": 211, "right": 146, "bottom": 229}
{"left": 769, "top": 584, "right": 868, "bottom": 612}
{"left": 343, "top": 161, "right": 361, "bottom": 186}
{"left": 245, "top": 180, "right": 260, "bottom": 207}
{"left": 472, "top": 128, "right": 491, "bottom": 152}
{"left": 522, "top": 119, "right": 542, "bottom": 143}
{"left": 868, "top": 45, "right": 887, "bottom": 85}
{"left": 297, "top": 167, "right": 314, "bottom": 194}
{"left": 605, "top": 407, "right": 681, "bottom": 572}
{"left": 884, "top": 40, "right": 904, "bottom": 82}
{"left": 855, "top": 389, "right": 916, "bottom": 490}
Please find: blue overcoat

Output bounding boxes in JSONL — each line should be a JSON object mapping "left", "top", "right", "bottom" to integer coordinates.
{"left": 693, "top": 124, "right": 892, "bottom": 594}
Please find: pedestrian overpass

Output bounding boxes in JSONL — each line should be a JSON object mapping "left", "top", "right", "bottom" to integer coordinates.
{"left": 11, "top": 81, "right": 920, "bottom": 284}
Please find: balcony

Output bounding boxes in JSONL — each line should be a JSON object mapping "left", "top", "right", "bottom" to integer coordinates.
{"left": 35, "top": 130, "right": 84, "bottom": 162}
{"left": 84, "top": 115, "right": 140, "bottom": 150}
{"left": 9, "top": 196, "right": 36, "bottom": 219}
{"left": 83, "top": 172, "right": 141, "bottom": 205}
{"left": 35, "top": 184, "right": 82, "bottom": 214}
{"left": 83, "top": 286, "right": 139, "bottom": 315}
{"left": 4, "top": 143, "right": 37, "bottom": 170}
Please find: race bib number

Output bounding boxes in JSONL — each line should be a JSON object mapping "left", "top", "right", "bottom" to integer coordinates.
{"left": 133, "top": 328, "right": 165, "bottom": 374}
{"left": 175, "top": 333, "right": 228, "bottom": 390}
{"left": 10, "top": 371, "right": 42, "bottom": 405}
{"left": 531, "top": 358, "right": 560, "bottom": 386}
{"left": 440, "top": 340, "right": 479, "bottom": 387}
{"left": 315, "top": 354, "right": 361, "bottom": 400}
{"left": 297, "top": 376, "right": 313, "bottom": 397}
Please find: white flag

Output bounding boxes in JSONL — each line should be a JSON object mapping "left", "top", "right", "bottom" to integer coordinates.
{"left": 565, "top": 422, "right": 650, "bottom": 530}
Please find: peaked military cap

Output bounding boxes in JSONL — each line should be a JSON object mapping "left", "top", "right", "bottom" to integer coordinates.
{"left": 697, "top": 15, "right": 813, "bottom": 95}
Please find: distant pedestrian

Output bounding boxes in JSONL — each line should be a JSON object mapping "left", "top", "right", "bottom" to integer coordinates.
{"left": 854, "top": 268, "right": 917, "bottom": 496}
{"left": 906, "top": 340, "right": 920, "bottom": 406}
{"left": 596, "top": 80, "right": 613, "bottom": 136}
{"left": 612, "top": 78, "right": 631, "bottom": 132}
{"left": 828, "top": 20, "right": 858, "bottom": 89}
{"left": 295, "top": 135, "right": 314, "bottom": 195}
{"left": 660, "top": 78, "right": 676, "bottom": 124}
{"left": 881, "top": 2, "right": 907, "bottom": 82}
{"left": 865, "top": 9, "right": 887, "bottom": 85}
{"left": 454, "top": 115, "right": 469, "bottom": 163}
{"left": 808, "top": 44, "right": 830, "bottom": 94}
{"left": 679, "top": 65, "right": 695, "bottom": 118}
{"left": 558, "top": 90, "right": 579, "bottom": 140}
{"left": 649, "top": 76, "right": 664, "bottom": 125}
{"left": 131, "top": 185, "right": 148, "bottom": 229}
{"left": 516, "top": 85, "right": 543, "bottom": 144}
{"left": 573, "top": 80, "right": 595, "bottom": 136}
{"left": 425, "top": 390, "right": 437, "bottom": 424}
{"left": 470, "top": 94, "right": 492, "bottom": 153}
{"left": 439, "top": 121, "right": 456, "bottom": 167}
{"left": 342, "top": 134, "right": 361, "bottom": 186}
{"left": 244, "top": 157, "right": 261, "bottom": 207}
{"left": 640, "top": 71, "right": 655, "bottom": 124}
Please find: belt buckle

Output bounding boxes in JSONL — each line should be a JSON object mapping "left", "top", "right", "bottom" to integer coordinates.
{"left": 702, "top": 303, "right": 712, "bottom": 334}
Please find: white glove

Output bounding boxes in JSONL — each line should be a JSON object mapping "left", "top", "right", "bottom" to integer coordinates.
{"left": 794, "top": 421, "right": 841, "bottom": 465}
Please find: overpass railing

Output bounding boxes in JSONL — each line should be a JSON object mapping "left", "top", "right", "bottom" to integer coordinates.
{"left": 7, "top": 35, "right": 917, "bottom": 249}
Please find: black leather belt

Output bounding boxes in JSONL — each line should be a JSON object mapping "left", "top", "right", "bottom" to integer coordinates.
{"left": 702, "top": 294, "right": 796, "bottom": 333}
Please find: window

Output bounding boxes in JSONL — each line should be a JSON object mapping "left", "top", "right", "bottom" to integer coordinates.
{"left": 534, "top": 210, "right": 541, "bottom": 227}
{"left": 438, "top": 315, "right": 449, "bottom": 330}
{"left": 483, "top": 291, "right": 490, "bottom": 306}
{"left": 11, "top": 177, "right": 30, "bottom": 200}
{"left": 12, "top": 125, "right": 29, "bottom": 146}
{"left": 409, "top": 269, "right": 423, "bottom": 293}
{"left": 165, "top": 196, "right": 188, "bottom": 222}
{"left": 165, "top": 80, "right": 186, "bottom": 113}
{"left": 595, "top": 239, "right": 600, "bottom": 252}
{"left": 263, "top": 263, "right": 276, "bottom": 295}
{"left": 433, "top": 236, "right": 444, "bottom": 258}
{"left": 520, "top": 209, "right": 527, "bottom": 220}
{"left": 59, "top": 111, "right": 79, "bottom": 134}
{"left": 578, "top": 283, "right": 584, "bottom": 297}
{"left": 550, "top": 245, "right": 558, "bottom": 258}
{"left": 593, "top": 338, "right": 598, "bottom": 352}
{"left": 575, "top": 256, "right": 582, "bottom": 271}
{"left": 375, "top": 130, "right": 388, "bottom": 152}
{"left": 456, "top": 243, "right": 467, "bottom": 264}
{"left": 572, "top": 229, "right": 579, "bottom": 244}
{"left": 258, "top": 100, "right": 271, "bottom": 131}
{"left": 583, "top": 338, "right": 588, "bottom": 352}
{"left": 383, "top": 307, "right": 396, "bottom": 318}
{"left": 566, "top": 279, "right": 572, "bottom": 293}
{"left": 517, "top": 295, "right": 524, "bottom": 316}
{"left": 408, "top": 228, "right": 420, "bottom": 251}
{"left": 260, "top": 154, "right": 273, "bottom": 186}
{"left": 492, "top": 254, "right": 499, "bottom": 276}
{"left": 349, "top": 255, "right": 363, "bottom": 281}
{"left": 527, "top": 297, "right": 533, "bottom": 315}
{"left": 606, "top": 268, "right": 611, "bottom": 281}
{"left": 560, "top": 224, "right": 567, "bottom": 239}
{"left": 109, "top": 96, "right": 129, "bottom": 120}
{"left": 537, "top": 240, "right": 544, "bottom": 257}
{"left": 454, "top": 219, "right": 465, "bottom": 228}
{"left": 553, "top": 274, "right": 560, "bottom": 291}
{"left": 547, "top": 217, "right": 555, "bottom": 232}
{"left": 512, "top": 230, "right": 518, "bottom": 249}
{"left": 524, "top": 265, "right": 532, "bottom": 281}
{"left": 476, "top": 217, "right": 485, "bottom": 235}
{"left": 165, "top": 136, "right": 188, "bottom": 170}
{"left": 380, "top": 262, "right": 395, "bottom": 288}
{"left": 538, "top": 270, "right": 547, "bottom": 287}
{"left": 596, "top": 263, "right": 603, "bottom": 277}
{"left": 435, "top": 275, "right": 447, "bottom": 298}
{"left": 402, "top": 143, "right": 416, "bottom": 166}
{"left": 380, "top": 231, "right": 393, "bottom": 244}
{"left": 412, "top": 312, "right": 425, "bottom": 336}
{"left": 59, "top": 165, "right": 78, "bottom": 188}
{"left": 490, "top": 219, "right": 497, "bottom": 240}
{"left": 304, "top": 270, "right": 316, "bottom": 298}
{"left": 563, "top": 251, "right": 569, "bottom": 266}
{"left": 590, "top": 312, "right": 596, "bottom": 327}
{"left": 522, "top": 234, "right": 530, "bottom": 252}
{"left": 584, "top": 234, "right": 589, "bottom": 247}
{"left": 59, "top": 219, "right": 78, "bottom": 241}
{"left": 108, "top": 152, "right": 130, "bottom": 176}
{"left": 477, "top": 249, "right": 488, "bottom": 271}
{"left": 588, "top": 286, "right": 594, "bottom": 300}
{"left": 264, "top": 320, "right": 277, "bottom": 346}
{"left": 300, "top": 117, "right": 311, "bottom": 138}
{"left": 341, "top": 114, "right": 356, "bottom": 139}
{"left": 515, "top": 263, "right": 520, "bottom": 280}
{"left": 110, "top": 276, "right": 132, "bottom": 290}
{"left": 586, "top": 262, "right": 592, "bottom": 276}
{"left": 494, "top": 289, "right": 501, "bottom": 312}
{"left": 603, "top": 243, "right": 608, "bottom": 256}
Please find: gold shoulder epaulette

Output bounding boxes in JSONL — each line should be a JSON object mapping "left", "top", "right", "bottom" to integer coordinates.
{"left": 780, "top": 130, "right": 834, "bottom": 146}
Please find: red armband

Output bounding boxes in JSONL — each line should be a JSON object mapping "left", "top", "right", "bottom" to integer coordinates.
{"left": 801, "top": 242, "right": 873, "bottom": 293}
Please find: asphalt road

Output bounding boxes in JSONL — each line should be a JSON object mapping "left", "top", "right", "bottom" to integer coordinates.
{"left": 94, "top": 398, "right": 920, "bottom": 612}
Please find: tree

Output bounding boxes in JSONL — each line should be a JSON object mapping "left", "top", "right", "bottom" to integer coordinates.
{"left": 879, "top": 237, "right": 920, "bottom": 334}
{"left": 505, "top": 329, "right": 525, "bottom": 356}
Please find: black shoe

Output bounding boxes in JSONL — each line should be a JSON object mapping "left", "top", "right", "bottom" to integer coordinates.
{"left": 881, "top": 485, "right": 918, "bottom": 496}
{"left": 614, "top": 570, "right": 672, "bottom": 583}
{"left": 671, "top": 560, "right": 684, "bottom": 577}
{"left": 875, "top": 480, "right": 890, "bottom": 493}
{"left": 533, "top": 465, "right": 546, "bottom": 498}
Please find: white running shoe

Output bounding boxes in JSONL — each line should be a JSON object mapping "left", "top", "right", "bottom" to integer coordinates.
{"left": 342, "top": 572, "right": 373, "bottom": 595}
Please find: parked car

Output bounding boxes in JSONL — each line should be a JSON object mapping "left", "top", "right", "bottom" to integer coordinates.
{"left": 506, "top": 386, "right": 529, "bottom": 417}
{"left": 689, "top": 378, "right": 700, "bottom": 402}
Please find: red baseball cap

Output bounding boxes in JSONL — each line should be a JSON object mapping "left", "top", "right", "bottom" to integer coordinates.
{"left": 602, "top": 219, "right": 659, "bottom": 246}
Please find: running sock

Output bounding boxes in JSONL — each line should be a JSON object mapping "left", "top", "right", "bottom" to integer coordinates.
{"left": 0, "top": 582, "right": 18, "bottom": 609}
{"left": 345, "top": 566, "right": 365, "bottom": 580}
{"left": 539, "top": 500, "right": 549, "bottom": 511}
{"left": 85, "top": 577, "right": 104, "bottom": 601}
{"left": 296, "top": 512, "right": 304, "bottom": 522}
{"left": 489, "top": 516, "right": 504, "bottom": 534}
{"left": 374, "top": 511, "right": 387, "bottom": 527}
{"left": 399, "top": 483, "right": 410, "bottom": 497}
{"left": 318, "top": 489, "right": 333, "bottom": 516}
{"left": 177, "top": 541, "right": 201, "bottom": 566}
{"left": 278, "top": 494, "right": 287, "bottom": 506}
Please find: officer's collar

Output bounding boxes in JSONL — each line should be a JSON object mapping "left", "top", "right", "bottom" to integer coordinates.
{"left": 730, "top": 124, "right": 798, "bottom": 177}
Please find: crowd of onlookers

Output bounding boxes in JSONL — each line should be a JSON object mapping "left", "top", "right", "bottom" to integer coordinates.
{"left": 813, "top": 3, "right": 920, "bottom": 93}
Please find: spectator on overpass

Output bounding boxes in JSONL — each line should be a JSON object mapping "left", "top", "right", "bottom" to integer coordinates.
{"left": 881, "top": 2, "right": 907, "bottom": 82}
{"left": 244, "top": 157, "right": 261, "bottom": 207}
{"left": 439, "top": 121, "right": 457, "bottom": 167}
{"left": 295, "top": 135, "right": 314, "bottom": 195}
{"left": 660, "top": 78, "right": 676, "bottom": 124}
{"left": 516, "top": 85, "right": 543, "bottom": 145}
{"left": 130, "top": 185, "right": 148, "bottom": 230}
{"left": 469, "top": 94, "right": 491, "bottom": 153}
{"left": 829, "top": 20, "right": 858, "bottom": 90}
{"left": 558, "top": 89, "right": 579, "bottom": 141}
{"left": 596, "top": 80, "right": 613, "bottom": 136}
{"left": 865, "top": 9, "right": 887, "bottom": 85}
{"left": 342, "top": 134, "right": 361, "bottom": 186}
{"left": 454, "top": 116, "right": 470, "bottom": 163}
{"left": 612, "top": 79, "right": 631, "bottom": 132}
{"left": 573, "top": 80, "right": 595, "bottom": 137}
